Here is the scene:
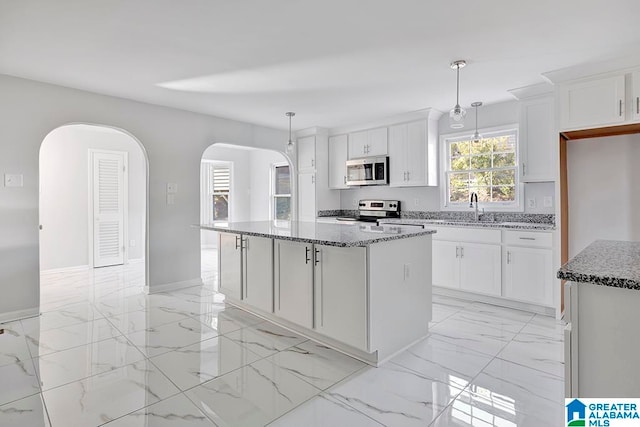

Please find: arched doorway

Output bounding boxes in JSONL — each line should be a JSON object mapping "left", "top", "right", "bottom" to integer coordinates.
{"left": 38, "top": 123, "right": 149, "bottom": 310}
{"left": 199, "top": 143, "right": 294, "bottom": 290}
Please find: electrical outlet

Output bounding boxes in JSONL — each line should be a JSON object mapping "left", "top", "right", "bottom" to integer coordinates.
{"left": 414, "top": 198, "right": 420, "bottom": 206}
{"left": 167, "top": 183, "right": 178, "bottom": 194}
{"left": 527, "top": 198, "right": 536, "bottom": 209}
{"left": 352, "top": 199, "right": 357, "bottom": 207}
{"left": 4, "top": 174, "right": 23, "bottom": 187}
{"left": 404, "top": 263, "right": 411, "bottom": 281}
{"left": 543, "top": 196, "right": 553, "bottom": 208}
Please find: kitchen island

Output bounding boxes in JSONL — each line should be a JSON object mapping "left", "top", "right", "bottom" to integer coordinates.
{"left": 200, "top": 221, "right": 435, "bottom": 365}
{"left": 559, "top": 240, "right": 640, "bottom": 397}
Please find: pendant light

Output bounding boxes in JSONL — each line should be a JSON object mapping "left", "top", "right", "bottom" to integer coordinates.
{"left": 449, "top": 60, "right": 467, "bottom": 129}
{"left": 471, "top": 102, "right": 482, "bottom": 142}
{"left": 285, "top": 112, "right": 296, "bottom": 153}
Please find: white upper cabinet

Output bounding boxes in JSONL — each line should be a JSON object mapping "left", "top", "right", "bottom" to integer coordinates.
{"left": 348, "top": 127, "right": 387, "bottom": 158}
{"left": 297, "top": 135, "right": 316, "bottom": 171}
{"left": 328, "top": 134, "right": 348, "bottom": 189}
{"left": 389, "top": 119, "right": 437, "bottom": 187}
{"left": 632, "top": 71, "right": 640, "bottom": 122}
{"left": 559, "top": 74, "right": 626, "bottom": 131}
{"left": 519, "top": 96, "right": 556, "bottom": 182}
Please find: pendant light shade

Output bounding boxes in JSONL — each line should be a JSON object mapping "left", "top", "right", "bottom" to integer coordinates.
{"left": 471, "top": 102, "right": 482, "bottom": 142}
{"left": 285, "top": 112, "right": 295, "bottom": 153}
{"left": 449, "top": 60, "right": 467, "bottom": 129}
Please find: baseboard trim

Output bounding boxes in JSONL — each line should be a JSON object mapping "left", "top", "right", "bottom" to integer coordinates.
{"left": 145, "top": 278, "right": 204, "bottom": 295}
{"left": 40, "top": 264, "right": 90, "bottom": 274}
{"left": 0, "top": 307, "right": 40, "bottom": 324}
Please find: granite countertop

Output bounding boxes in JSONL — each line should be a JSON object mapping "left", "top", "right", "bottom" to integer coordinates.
{"left": 199, "top": 221, "right": 436, "bottom": 247}
{"left": 377, "top": 218, "right": 555, "bottom": 231}
{"left": 557, "top": 240, "right": 640, "bottom": 290}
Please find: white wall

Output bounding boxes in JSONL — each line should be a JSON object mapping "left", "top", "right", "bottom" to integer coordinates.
{"left": 39, "top": 125, "right": 146, "bottom": 270}
{"left": 568, "top": 134, "right": 640, "bottom": 257}
{"left": 0, "top": 73, "right": 288, "bottom": 320}
{"left": 339, "top": 100, "right": 555, "bottom": 214}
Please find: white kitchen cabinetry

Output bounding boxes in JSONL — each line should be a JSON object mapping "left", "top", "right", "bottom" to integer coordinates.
{"left": 559, "top": 74, "right": 626, "bottom": 131}
{"left": 348, "top": 127, "right": 387, "bottom": 158}
{"left": 328, "top": 134, "right": 348, "bottom": 189}
{"left": 297, "top": 135, "right": 316, "bottom": 172}
{"left": 504, "top": 230, "right": 553, "bottom": 306}
{"left": 242, "top": 235, "right": 273, "bottom": 312}
{"left": 633, "top": 71, "right": 640, "bottom": 122}
{"left": 389, "top": 119, "right": 438, "bottom": 187}
{"left": 274, "top": 240, "right": 314, "bottom": 328}
{"left": 298, "top": 173, "right": 316, "bottom": 221}
{"left": 519, "top": 96, "right": 556, "bottom": 182}
{"left": 314, "top": 244, "right": 367, "bottom": 351}
{"left": 431, "top": 228, "right": 501, "bottom": 297}
{"left": 218, "top": 233, "right": 273, "bottom": 311}
{"left": 219, "top": 233, "right": 242, "bottom": 300}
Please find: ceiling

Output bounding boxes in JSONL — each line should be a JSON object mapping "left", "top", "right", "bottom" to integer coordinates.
{"left": 2, "top": 0, "right": 640, "bottom": 130}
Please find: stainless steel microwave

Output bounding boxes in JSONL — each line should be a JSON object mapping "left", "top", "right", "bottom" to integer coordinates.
{"left": 346, "top": 156, "right": 389, "bottom": 186}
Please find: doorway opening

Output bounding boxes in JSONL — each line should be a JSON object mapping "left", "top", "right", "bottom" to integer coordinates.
{"left": 199, "top": 143, "right": 292, "bottom": 290}
{"left": 39, "top": 124, "right": 148, "bottom": 310}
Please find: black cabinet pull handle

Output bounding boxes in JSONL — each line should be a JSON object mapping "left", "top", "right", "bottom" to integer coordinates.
{"left": 314, "top": 248, "right": 320, "bottom": 266}
{"left": 305, "top": 247, "right": 311, "bottom": 264}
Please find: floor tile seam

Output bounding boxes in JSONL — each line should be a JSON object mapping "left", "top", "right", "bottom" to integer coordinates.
{"left": 427, "top": 332, "right": 507, "bottom": 359}
{"left": 0, "top": 388, "right": 41, "bottom": 408}
{"left": 38, "top": 392, "right": 54, "bottom": 427}
{"left": 108, "top": 309, "right": 201, "bottom": 336}
{"left": 475, "top": 367, "right": 565, "bottom": 408}
{"left": 28, "top": 333, "right": 127, "bottom": 361}
{"left": 492, "top": 353, "right": 564, "bottom": 379}
{"left": 438, "top": 314, "right": 528, "bottom": 336}
{"left": 91, "top": 390, "right": 184, "bottom": 427}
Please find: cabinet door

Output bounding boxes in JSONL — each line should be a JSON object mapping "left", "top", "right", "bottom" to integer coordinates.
{"left": 520, "top": 97, "right": 555, "bottom": 182}
{"left": 388, "top": 123, "right": 407, "bottom": 187}
{"left": 633, "top": 71, "right": 640, "bottom": 122}
{"left": 274, "top": 240, "right": 313, "bottom": 328}
{"left": 348, "top": 131, "right": 368, "bottom": 159}
{"left": 314, "top": 245, "right": 367, "bottom": 350}
{"left": 328, "top": 135, "right": 348, "bottom": 189}
{"left": 243, "top": 236, "right": 273, "bottom": 313}
{"left": 504, "top": 246, "right": 553, "bottom": 306}
{"left": 432, "top": 240, "right": 460, "bottom": 289}
{"left": 459, "top": 243, "right": 501, "bottom": 296}
{"left": 405, "top": 120, "right": 426, "bottom": 186}
{"left": 367, "top": 127, "right": 388, "bottom": 156}
{"left": 560, "top": 75, "right": 626, "bottom": 130}
{"left": 297, "top": 136, "right": 316, "bottom": 171}
{"left": 298, "top": 173, "right": 316, "bottom": 221}
{"left": 219, "top": 232, "right": 242, "bottom": 300}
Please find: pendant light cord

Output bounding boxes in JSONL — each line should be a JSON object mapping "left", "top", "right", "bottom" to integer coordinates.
{"left": 456, "top": 65, "right": 460, "bottom": 107}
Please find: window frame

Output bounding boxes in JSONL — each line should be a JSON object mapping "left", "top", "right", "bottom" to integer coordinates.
{"left": 439, "top": 124, "right": 523, "bottom": 212}
{"left": 270, "top": 162, "right": 292, "bottom": 221}
{"left": 200, "top": 160, "right": 233, "bottom": 224}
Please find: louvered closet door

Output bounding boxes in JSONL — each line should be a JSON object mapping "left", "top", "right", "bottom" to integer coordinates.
{"left": 93, "top": 152, "right": 125, "bottom": 267}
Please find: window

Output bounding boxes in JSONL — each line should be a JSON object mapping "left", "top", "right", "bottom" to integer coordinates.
{"left": 442, "top": 127, "right": 520, "bottom": 210}
{"left": 201, "top": 161, "right": 231, "bottom": 223}
{"left": 271, "top": 163, "right": 291, "bottom": 220}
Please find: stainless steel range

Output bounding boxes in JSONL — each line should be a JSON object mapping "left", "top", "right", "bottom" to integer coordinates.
{"left": 336, "top": 199, "right": 401, "bottom": 223}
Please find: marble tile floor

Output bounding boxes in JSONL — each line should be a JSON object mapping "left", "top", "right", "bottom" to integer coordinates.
{"left": 0, "top": 260, "right": 565, "bottom": 426}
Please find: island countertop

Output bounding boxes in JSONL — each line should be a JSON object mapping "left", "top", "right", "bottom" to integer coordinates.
{"left": 199, "top": 220, "right": 436, "bottom": 247}
{"left": 557, "top": 240, "right": 640, "bottom": 290}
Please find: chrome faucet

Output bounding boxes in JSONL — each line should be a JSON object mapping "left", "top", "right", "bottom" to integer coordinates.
{"left": 470, "top": 192, "right": 481, "bottom": 221}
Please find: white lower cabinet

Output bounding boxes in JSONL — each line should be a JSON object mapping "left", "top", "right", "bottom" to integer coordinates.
{"left": 218, "top": 233, "right": 273, "bottom": 311}
{"left": 219, "top": 233, "right": 242, "bottom": 300}
{"left": 504, "top": 245, "right": 553, "bottom": 306}
{"left": 432, "top": 239, "right": 501, "bottom": 297}
{"left": 314, "top": 244, "right": 367, "bottom": 351}
{"left": 242, "top": 235, "right": 273, "bottom": 312}
{"left": 274, "top": 240, "right": 314, "bottom": 328}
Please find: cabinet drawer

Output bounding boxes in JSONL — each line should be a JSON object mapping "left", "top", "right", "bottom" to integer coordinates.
{"left": 430, "top": 226, "right": 501, "bottom": 244}
{"left": 504, "top": 230, "right": 552, "bottom": 248}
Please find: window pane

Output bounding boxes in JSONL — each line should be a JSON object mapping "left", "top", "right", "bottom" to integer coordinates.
{"left": 213, "top": 194, "right": 229, "bottom": 221}
{"left": 451, "top": 156, "right": 469, "bottom": 171}
{"left": 275, "top": 165, "right": 290, "bottom": 195}
{"left": 469, "top": 171, "right": 491, "bottom": 187}
{"left": 449, "top": 173, "right": 469, "bottom": 203}
{"left": 492, "top": 152, "right": 516, "bottom": 168}
{"left": 492, "top": 169, "right": 516, "bottom": 186}
{"left": 470, "top": 155, "right": 492, "bottom": 170}
{"left": 492, "top": 186, "right": 515, "bottom": 202}
{"left": 469, "top": 186, "right": 491, "bottom": 202}
{"left": 451, "top": 141, "right": 468, "bottom": 157}
{"left": 491, "top": 136, "right": 515, "bottom": 153}
{"left": 470, "top": 139, "right": 491, "bottom": 155}
{"left": 274, "top": 196, "right": 291, "bottom": 220}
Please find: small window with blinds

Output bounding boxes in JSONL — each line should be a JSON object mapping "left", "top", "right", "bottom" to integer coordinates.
{"left": 211, "top": 166, "right": 230, "bottom": 221}
{"left": 272, "top": 164, "right": 291, "bottom": 220}
{"left": 443, "top": 128, "right": 520, "bottom": 208}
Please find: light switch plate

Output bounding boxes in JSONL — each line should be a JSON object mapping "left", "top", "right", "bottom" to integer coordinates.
{"left": 4, "top": 174, "right": 23, "bottom": 187}
{"left": 527, "top": 198, "right": 536, "bottom": 209}
{"left": 167, "top": 183, "right": 178, "bottom": 194}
